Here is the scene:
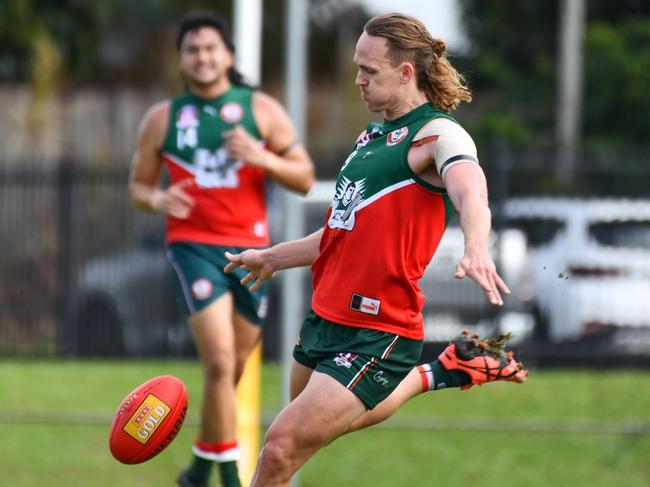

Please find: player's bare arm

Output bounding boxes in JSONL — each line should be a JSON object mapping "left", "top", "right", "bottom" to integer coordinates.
{"left": 224, "top": 228, "right": 323, "bottom": 291}
{"left": 222, "top": 91, "right": 315, "bottom": 194}
{"left": 445, "top": 164, "right": 510, "bottom": 305}
{"left": 128, "top": 101, "right": 195, "bottom": 219}
{"left": 408, "top": 118, "right": 509, "bottom": 305}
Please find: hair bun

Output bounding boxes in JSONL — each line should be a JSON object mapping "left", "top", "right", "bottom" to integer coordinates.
{"left": 431, "top": 38, "right": 446, "bottom": 56}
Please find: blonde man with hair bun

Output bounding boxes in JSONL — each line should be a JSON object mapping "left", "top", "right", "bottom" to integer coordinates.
{"left": 226, "top": 12, "right": 527, "bottom": 486}
{"left": 364, "top": 12, "right": 472, "bottom": 112}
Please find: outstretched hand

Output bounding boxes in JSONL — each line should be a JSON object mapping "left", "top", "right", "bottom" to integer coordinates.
{"left": 454, "top": 248, "right": 510, "bottom": 306}
{"left": 224, "top": 249, "right": 276, "bottom": 291}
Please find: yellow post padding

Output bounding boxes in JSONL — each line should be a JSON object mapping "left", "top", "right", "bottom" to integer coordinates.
{"left": 236, "top": 342, "right": 261, "bottom": 486}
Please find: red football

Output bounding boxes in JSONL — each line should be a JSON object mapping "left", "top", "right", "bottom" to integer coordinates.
{"left": 109, "top": 375, "right": 188, "bottom": 464}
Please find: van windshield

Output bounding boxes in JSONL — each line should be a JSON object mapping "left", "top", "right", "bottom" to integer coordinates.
{"left": 589, "top": 220, "right": 650, "bottom": 249}
{"left": 507, "top": 217, "right": 565, "bottom": 248}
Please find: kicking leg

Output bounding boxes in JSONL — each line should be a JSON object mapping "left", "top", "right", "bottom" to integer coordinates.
{"left": 290, "top": 360, "right": 314, "bottom": 400}
{"left": 251, "top": 371, "right": 367, "bottom": 487}
{"left": 349, "top": 329, "right": 528, "bottom": 432}
{"left": 348, "top": 367, "right": 422, "bottom": 432}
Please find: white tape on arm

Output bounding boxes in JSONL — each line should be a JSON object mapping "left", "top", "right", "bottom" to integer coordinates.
{"left": 414, "top": 119, "right": 479, "bottom": 178}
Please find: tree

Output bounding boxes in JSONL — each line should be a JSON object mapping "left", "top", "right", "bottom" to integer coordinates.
{"left": 458, "top": 0, "right": 650, "bottom": 152}
{"left": 583, "top": 18, "right": 650, "bottom": 150}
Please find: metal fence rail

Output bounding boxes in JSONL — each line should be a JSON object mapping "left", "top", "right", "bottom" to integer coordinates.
{"left": 2, "top": 410, "right": 648, "bottom": 436}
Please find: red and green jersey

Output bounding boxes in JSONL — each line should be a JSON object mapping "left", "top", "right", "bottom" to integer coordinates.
{"left": 311, "top": 103, "right": 458, "bottom": 340}
{"left": 160, "top": 86, "right": 269, "bottom": 247}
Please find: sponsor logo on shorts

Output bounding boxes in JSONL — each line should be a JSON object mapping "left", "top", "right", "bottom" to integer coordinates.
{"left": 220, "top": 102, "right": 244, "bottom": 123}
{"left": 191, "top": 278, "right": 213, "bottom": 300}
{"left": 373, "top": 371, "right": 390, "bottom": 388}
{"left": 334, "top": 352, "right": 358, "bottom": 368}
{"left": 349, "top": 293, "right": 381, "bottom": 316}
{"left": 123, "top": 394, "right": 171, "bottom": 444}
{"left": 386, "top": 127, "right": 408, "bottom": 146}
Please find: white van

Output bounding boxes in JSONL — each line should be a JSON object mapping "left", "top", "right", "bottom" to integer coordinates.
{"left": 421, "top": 197, "right": 650, "bottom": 349}
{"left": 504, "top": 197, "right": 650, "bottom": 347}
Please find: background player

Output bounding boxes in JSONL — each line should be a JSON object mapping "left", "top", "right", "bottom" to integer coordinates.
{"left": 129, "top": 11, "right": 314, "bottom": 487}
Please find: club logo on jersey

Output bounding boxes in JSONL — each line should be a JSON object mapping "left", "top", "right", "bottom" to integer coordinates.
{"left": 194, "top": 148, "right": 243, "bottom": 188}
{"left": 177, "top": 105, "right": 200, "bottom": 149}
{"left": 349, "top": 293, "right": 381, "bottom": 316}
{"left": 177, "top": 105, "right": 199, "bottom": 129}
{"left": 334, "top": 353, "right": 358, "bottom": 368}
{"left": 355, "top": 126, "right": 383, "bottom": 149}
{"left": 328, "top": 177, "right": 366, "bottom": 231}
{"left": 220, "top": 102, "right": 244, "bottom": 123}
{"left": 191, "top": 278, "right": 213, "bottom": 300}
{"left": 386, "top": 127, "right": 408, "bottom": 146}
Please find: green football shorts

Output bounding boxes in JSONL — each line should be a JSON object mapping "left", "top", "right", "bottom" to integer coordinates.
{"left": 166, "top": 242, "right": 268, "bottom": 325}
{"left": 293, "top": 310, "right": 423, "bottom": 409}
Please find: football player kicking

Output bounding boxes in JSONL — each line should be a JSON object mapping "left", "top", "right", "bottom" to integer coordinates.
{"left": 225, "top": 12, "right": 527, "bottom": 487}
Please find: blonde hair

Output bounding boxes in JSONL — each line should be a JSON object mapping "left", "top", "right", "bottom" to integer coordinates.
{"left": 364, "top": 13, "right": 471, "bottom": 112}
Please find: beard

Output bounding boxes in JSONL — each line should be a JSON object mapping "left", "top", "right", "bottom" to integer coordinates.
{"left": 183, "top": 69, "right": 227, "bottom": 89}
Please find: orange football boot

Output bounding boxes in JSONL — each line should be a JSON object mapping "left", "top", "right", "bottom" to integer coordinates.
{"left": 438, "top": 329, "right": 528, "bottom": 390}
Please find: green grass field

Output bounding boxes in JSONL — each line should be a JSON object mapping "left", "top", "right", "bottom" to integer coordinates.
{"left": 1, "top": 360, "right": 649, "bottom": 487}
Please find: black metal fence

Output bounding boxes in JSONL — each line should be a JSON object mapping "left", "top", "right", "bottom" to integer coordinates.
{"left": 2, "top": 151, "right": 650, "bottom": 365}
{"left": 0, "top": 162, "right": 179, "bottom": 357}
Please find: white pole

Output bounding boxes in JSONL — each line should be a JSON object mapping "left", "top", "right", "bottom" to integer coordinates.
{"left": 232, "top": 2, "right": 264, "bottom": 486}
{"left": 556, "top": 0, "right": 586, "bottom": 183}
{"left": 282, "top": 1, "right": 308, "bottom": 484}
{"left": 281, "top": 0, "right": 307, "bottom": 403}
{"left": 282, "top": 0, "right": 308, "bottom": 394}
{"left": 233, "top": 0, "right": 263, "bottom": 85}
{"left": 285, "top": 0, "right": 308, "bottom": 141}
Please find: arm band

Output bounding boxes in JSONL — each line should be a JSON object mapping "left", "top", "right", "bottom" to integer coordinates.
{"left": 413, "top": 118, "right": 479, "bottom": 178}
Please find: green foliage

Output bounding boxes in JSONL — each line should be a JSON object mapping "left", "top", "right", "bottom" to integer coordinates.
{"left": 583, "top": 19, "right": 650, "bottom": 148}
{"left": 0, "top": 0, "right": 234, "bottom": 85}
{"left": 0, "top": 0, "right": 366, "bottom": 88}
{"left": 475, "top": 110, "right": 529, "bottom": 148}
{"left": 0, "top": 0, "right": 100, "bottom": 82}
{"left": 457, "top": 0, "right": 558, "bottom": 149}
{"left": 459, "top": 0, "right": 650, "bottom": 150}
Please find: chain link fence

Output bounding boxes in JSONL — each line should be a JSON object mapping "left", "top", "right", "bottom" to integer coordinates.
{"left": 1, "top": 151, "right": 650, "bottom": 366}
